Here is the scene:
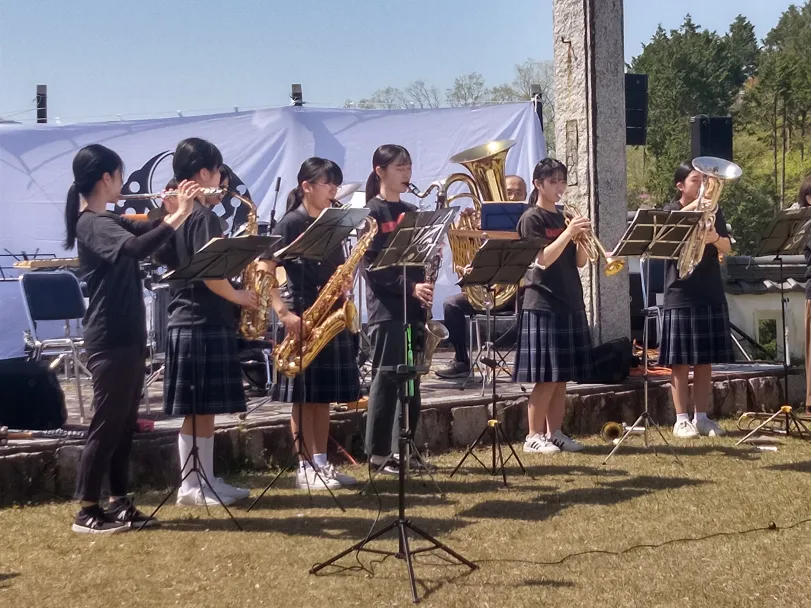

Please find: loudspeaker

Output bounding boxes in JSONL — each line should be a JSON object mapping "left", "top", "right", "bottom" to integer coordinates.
{"left": 625, "top": 74, "right": 648, "bottom": 146}
{"left": 0, "top": 359, "right": 67, "bottom": 430}
{"left": 691, "top": 115, "right": 733, "bottom": 161}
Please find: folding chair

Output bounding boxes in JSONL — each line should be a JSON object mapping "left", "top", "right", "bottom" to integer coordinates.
{"left": 467, "top": 297, "right": 520, "bottom": 395}
{"left": 639, "top": 258, "right": 665, "bottom": 363}
{"left": 19, "top": 271, "right": 90, "bottom": 422}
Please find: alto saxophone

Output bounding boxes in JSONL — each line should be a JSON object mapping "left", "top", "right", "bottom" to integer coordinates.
{"left": 273, "top": 216, "right": 378, "bottom": 377}
{"left": 235, "top": 192, "right": 278, "bottom": 340}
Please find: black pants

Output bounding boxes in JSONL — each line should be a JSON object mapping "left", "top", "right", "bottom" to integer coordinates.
{"left": 75, "top": 344, "right": 145, "bottom": 503}
{"left": 365, "top": 320, "right": 424, "bottom": 458}
{"left": 442, "top": 291, "right": 518, "bottom": 363}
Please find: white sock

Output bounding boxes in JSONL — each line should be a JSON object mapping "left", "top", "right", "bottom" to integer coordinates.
{"left": 200, "top": 436, "right": 216, "bottom": 490}
{"left": 178, "top": 434, "right": 197, "bottom": 494}
{"left": 676, "top": 413, "right": 691, "bottom": 424}
{"left": 694, "top": 412, "right": 708, "bottom": 423}
{"left": 369, "top": 454, "right": 388, "bottom": 466}
{"left": 313, "top": 453, "right": 328, "bottom": 469}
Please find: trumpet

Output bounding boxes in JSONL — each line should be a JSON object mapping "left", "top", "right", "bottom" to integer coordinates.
{"left": 120, "top": 187, "right": 224, "bottom": 200}
{"left": 561, "top": 200, "right": 625, "bottom": 276}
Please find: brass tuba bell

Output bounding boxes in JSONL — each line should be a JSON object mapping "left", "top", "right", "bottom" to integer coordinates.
{"left": 441, "top": 140, "right": 519, "bottom": 311}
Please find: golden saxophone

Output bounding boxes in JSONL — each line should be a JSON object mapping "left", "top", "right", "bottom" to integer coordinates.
{"left": 234, "top": 191, "right": 278, "bottom": 340}
{"left": 273, "top": 216, "right": 378, "bottom": 377}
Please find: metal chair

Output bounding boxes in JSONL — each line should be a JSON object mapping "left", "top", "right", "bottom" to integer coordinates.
{"left": 639, "top": 258, "right": 665, "bottom": 362}
{"left": 467, "top": 298, "right": 520, "bottom": 395}
{"left": 19, "top": 271, "right": 89, "bottom": 422}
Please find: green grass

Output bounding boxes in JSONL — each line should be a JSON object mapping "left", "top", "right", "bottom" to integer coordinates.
{"left": 0, "top": 424, "right": 809, "bottom": 608}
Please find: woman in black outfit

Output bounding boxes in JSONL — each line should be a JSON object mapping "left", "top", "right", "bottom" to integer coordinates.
{"left": 658, "top": 161, "right": 733, "bottom": 438}
{"left": 67, "top": 144, "right": 193, "bottom": 534}
{"left": 362, "top": 144, "right": 435, "bottom": 473}
{"left": 258, "top": 158, "right": 360, "bottom": 490}
{"left": 160, "top": 138, "right": 259, "bottom": 507}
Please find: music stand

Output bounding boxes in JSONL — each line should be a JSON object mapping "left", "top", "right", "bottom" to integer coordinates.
{"left": 449, "top": 237, "right": 542, "bottom": 485}
{"left": 143, "top": 234, "right": 277, "bottom": 530}
{"left": 736, "top": 206, "right": 811, "bottom": 444}
{"left": 247, "top": 207, "right": 369, "bottom": 512}
{"left": 603, "top": 208, "right": 703, "bottom": 464}
{"left": 311, "top": 207, "right": 477, "bottom": 604}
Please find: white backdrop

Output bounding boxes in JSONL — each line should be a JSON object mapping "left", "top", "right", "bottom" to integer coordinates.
{"left": 0, "top": 103, "right": 545, "bottom": 318}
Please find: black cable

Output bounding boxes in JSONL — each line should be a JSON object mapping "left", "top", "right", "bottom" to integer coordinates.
{"left": 474, "top": 518, "right": 811, "bottom": 567}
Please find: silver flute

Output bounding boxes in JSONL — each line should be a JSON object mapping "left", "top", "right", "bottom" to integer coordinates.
{"left": 119, "top": 187, "right": 224, "bottom": 200}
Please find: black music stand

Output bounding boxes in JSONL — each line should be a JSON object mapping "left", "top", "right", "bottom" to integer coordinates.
{"left": 449, "top": 238, "right": 541, "bottom": 485}
{"left": 311, "top": 207, "right": 476, "bottom": 604}
{"left": 736, "top": 207, "right": 811, "bottom": 444}
{"left": 603, "top": 208, "right": 702, "bottom": 464}
{"left": 247, "top": 207, "right": 369, "bottom": 512}
{"left": 143, "top": 235, "right": 277, "bottom": 530}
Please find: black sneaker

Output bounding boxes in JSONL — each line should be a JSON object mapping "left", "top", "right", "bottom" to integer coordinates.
{"left": 72, "top": 505, "right": 130, "bottom": 535}
{"left": 435, "top": 360, "right": 470, "bottom": 379}
{"left": 105, "top": 497, "right": 159, "bottom": 529}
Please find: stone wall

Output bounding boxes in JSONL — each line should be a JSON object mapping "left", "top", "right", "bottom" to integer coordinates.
{"left": 0, "top": 371, "right": 803, "bottom": 507}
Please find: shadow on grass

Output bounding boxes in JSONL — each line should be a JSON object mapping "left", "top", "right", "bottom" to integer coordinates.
{"left": 0, "top": 572, "right": 20, "bottom": 589}
{"left": 764, "top": 460, "right": 811, "bottom": 473}
{"left": 149, "top": 514, "right": 472, "bottom": 539}
{"left": 457, "top": 475, "right": 707, "bottom": 522}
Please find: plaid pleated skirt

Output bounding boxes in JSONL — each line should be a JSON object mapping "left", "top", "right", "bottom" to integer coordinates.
{"left": 512, "top": 309, "right": 593, "bottom": 383}
{"left": 277, "top": 328, "right": 360, "bottom": 404}
{"left": 657, "top": 305, "right": 734, "bottom": 366}
{"left": 163, "top": 326, "right": 246, "bottom": 416}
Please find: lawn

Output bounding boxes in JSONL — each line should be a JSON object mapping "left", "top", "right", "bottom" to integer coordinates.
{"left": 0, "top": 425, "right": 809, "bottom": 608}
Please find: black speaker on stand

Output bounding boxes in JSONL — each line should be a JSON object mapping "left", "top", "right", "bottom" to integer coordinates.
{"left": 625, "top": 73, "right": 648, "bottom": 146}
{"left": 690, "top": 115, "right": 734, "bottom": 161}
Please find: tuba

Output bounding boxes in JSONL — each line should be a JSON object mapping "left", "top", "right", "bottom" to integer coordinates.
{"left": 561, "top": 200, "right": 625, "bottom": 276}
{"left": 676, "top": 157, "right": 742, "bottom": 279}
{"left": 418, "top": 140, "right": 519, "bottom": 311}
{"left": 273, "top": 217, "right": 377, "bottom": 377}
{"left": 234, "top": 191, "right": 279, "bottom": 339}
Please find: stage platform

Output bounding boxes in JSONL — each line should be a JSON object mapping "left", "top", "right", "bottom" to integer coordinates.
{"left": 0, "top": 350, "right": 805, "bottom": 506}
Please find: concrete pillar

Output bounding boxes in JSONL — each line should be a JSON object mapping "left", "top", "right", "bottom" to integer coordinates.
{"left": 552, "top": 0, "right": 630, "bottom": 343}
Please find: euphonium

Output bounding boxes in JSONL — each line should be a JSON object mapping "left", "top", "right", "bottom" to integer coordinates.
{"left": 561, "top": 200, "right": 625, "bottom": 276}
{"left": 412, "top": 141, "right": 519, "bottom": 311}
{"left": 233, "top": 191, "right": 278, "bottom": 339}
{"left": 273, "top": 217, "right": 378, "bottom": 377}
{"left": 676, "top": 156, "right": 742, "bottom": 279}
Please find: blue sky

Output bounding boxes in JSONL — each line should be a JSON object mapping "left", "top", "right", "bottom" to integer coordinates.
{"left": 0, "top": 0, "right": 799, "bottom": 123}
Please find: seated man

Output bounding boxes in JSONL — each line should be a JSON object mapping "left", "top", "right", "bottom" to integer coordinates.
{"left": 436, "top": 175, "right": 527, "bottom": 379}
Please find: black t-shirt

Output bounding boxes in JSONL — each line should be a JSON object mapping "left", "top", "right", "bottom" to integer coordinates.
{"left": 517, "top": 205, "right": 584, "bottom": 313}
{"left": 267, "top": 206, "right": 346, "bottom": 314}
{"left": 76, "top": 211, "right": 147, "bottom": 350}
{"left": 662, "top": 201, "right": 730, "bottom": 309}
{"left": 362, "top": 198, "right": 425, "bottom": 325}
{"left": 163, "top": 202, "right": 239, "bottom": 330}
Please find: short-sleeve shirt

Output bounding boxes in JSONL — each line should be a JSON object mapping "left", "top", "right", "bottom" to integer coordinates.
{"left": 518, "top": 205, "right": 584, "bottom": 313}
{"left": 164, "top": 202, "right": 239, "bottom": 329}
{"left": 662, "top": 201, "right": 729, "bottom": 309}
{"left": 76, "top": 211, "right": 146, "bottom": 350}
{"left": 267, "top": 206, "right": 346, "bottom": 314}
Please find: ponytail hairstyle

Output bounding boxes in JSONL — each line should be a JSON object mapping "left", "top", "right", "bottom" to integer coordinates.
{"left": 64, "top": 144, "right": 124, "bottom": 249}
{"left": 672, "top": 161, "right": 695, "bottom": 204}
{"left": 365, "top": 144, "right": 411, "bottom": 202}
{"left": 285, "top": 157, "right": 343, "bottom": 214}
{"left": 527, "top": 157, "right": 567, "bottom": 206}
{"left": 172, "top": 137, "right": 223, "bottom": 182}
{"left": 219, "top": 164, "right": 234, "bottom": 188}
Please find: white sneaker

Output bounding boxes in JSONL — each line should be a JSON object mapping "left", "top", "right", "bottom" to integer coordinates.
{"left": 549, "top": 430, "right": 584, "bottom": 452}
{"left": 694, "top": 417, "right": 726, "bottom": 437}
{"left": 295, "top": 467, "right": 342, "bottom": 491}
{"left": 320, "top": 463, "right": 358, "bottom": 487}
{"left": 176, "top": 486, "right": 237, "bottom": 507}
{"left": 672, "top": 419, "right": 700, "bottom": 439}
{"left": 523, "top": 433, "right": 561, "bottom": 454}
{"left": 210, "top": 477, "right": 251, "bottom": 500}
